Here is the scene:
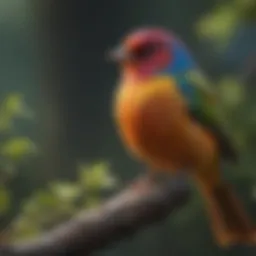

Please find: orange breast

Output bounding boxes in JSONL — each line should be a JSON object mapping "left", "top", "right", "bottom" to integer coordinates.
{"left": 113, "top": 76, "right": 217, "bottom": 171}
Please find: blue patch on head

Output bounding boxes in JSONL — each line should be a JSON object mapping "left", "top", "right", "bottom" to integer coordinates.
{"left": 157, "top": 40, "right": 198, "bottom": 104}
{"left": 165, "top": 40, "right": 196, "bottom": 74}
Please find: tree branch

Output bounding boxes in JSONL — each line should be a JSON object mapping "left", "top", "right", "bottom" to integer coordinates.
{"left": 0, "top": 176, "right": 189, "bottom": 256}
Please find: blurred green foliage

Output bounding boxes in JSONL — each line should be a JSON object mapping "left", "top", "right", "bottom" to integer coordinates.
{"left": 9, "top": 162, "right": 118, "bottom": 241}
{"left": 196, "top": 0, "right": 256, "bottom": 49}
{"left": 0, "top": 95, "right": 118, "bottom": 242}
{"left": 0, "top": 93, "right": 36, "bottom": 217}
{"left": 196, "top": 0, "right": 255, "bottom": 151}
{"left": 0, "top": 93, "right": 33, "bottom": 132}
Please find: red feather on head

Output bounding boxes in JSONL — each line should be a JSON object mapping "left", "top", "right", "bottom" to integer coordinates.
{"left": 118, "top": 27, "right": 174, "bottom": 78}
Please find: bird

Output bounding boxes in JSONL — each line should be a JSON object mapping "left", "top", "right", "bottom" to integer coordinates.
{"left": 109, "top": 27, "right": 256, "bottom": 247}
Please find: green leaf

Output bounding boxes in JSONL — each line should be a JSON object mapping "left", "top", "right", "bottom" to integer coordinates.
{"left": 0, "top": 137, "right": 36, "bottom": 160}
{"left": 22, "top": 190, "right": 58, "bottom": 216}
{"left": 50, "top": 182, "right": 81, "bottom": 202}
{"left": 79, "top": 162, "right": 118, "bottom": 191}
{"left": 0, "top": 93, "right": 33, "bottom": 132}
{"left": 2, "top": 93, "right": 33, "bottom": 119}
{"left": 196, "top": 4, "right": 239, "bottom": 49}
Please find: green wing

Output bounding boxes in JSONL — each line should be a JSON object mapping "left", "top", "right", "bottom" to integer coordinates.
{"left": 181, "top": 69, "right": 238, "bottom": 163}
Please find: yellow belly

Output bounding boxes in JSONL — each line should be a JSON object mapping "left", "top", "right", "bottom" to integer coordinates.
{"left": 113, "top": 76, "right": 210, "bottom": 170}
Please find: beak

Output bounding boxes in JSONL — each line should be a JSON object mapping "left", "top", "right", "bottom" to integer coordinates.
{"left": 107, "top": 45, "right": 131, "bottom": 62}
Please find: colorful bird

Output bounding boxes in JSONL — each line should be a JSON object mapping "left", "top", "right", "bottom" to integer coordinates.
{"left": 109, "top": 27, "right": 256, "bottom": 247}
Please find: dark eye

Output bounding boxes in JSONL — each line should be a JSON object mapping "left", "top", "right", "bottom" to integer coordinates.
{"left": 132, "top": 42, "right": 160, "bottom": 60}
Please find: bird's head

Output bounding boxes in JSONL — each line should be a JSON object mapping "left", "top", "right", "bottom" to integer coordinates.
{"left": 108, "top": 27, "right": 195, "bottom": 79}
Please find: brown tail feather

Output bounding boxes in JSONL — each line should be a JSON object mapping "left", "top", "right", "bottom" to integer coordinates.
{"left": 200, "top": 184, "right": 256, "bottom": 247}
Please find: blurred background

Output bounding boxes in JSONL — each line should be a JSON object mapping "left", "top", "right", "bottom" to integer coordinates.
{"left": 0, "top": 0, "right": 255, "bottom": 255}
